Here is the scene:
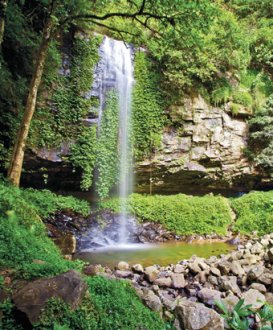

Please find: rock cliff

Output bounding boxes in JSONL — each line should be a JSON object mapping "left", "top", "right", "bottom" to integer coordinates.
{"left": 22, "top": 93, "right": 272, "bottom": 193}
{"left": 136, "top": 94, "right": 271, "bottom": 194}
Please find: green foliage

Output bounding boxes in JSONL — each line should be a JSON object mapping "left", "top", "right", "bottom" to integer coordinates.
{"left": 0, "top": 210, "right": 72, "bottom": 279}
{"left": 248, "top": 95, "right": 273, "bottom": 172}
{"left": 0, "top": 181, "right": 89, "bottom": 221}
{"left": 232, "top": 191, "right": 273, "bottom": 235}
{"left": 96, "top": 91, "right": 119, "bottom": 199}
{"left": 28, "top": 35, "right": 101, "bottom": 190}
{"left": 0, "top": 299, "right": 24, "bottom": 330}
{"left": 232, "top": 89, "right": 253, "bottom": 107}
{"left": 211, "top": 79, "right": 233, "bottom": 105}
{"left": 216, "top": 299, "right": 273, "bottom": 330}
{"left": 30, "top": 36, "right": 101, "bottom": 149}
{"left": 216, "top": 299, "right": 252, "bottom": 330}
{"left": 0, "top": 181, "right": 89, "bottom": 278}
{"left": 256, "top": 304, "right": 273, "bottom": 329}
{"left": 99, "top": 193, "right": 232, "bottom": 235}
{"left": 70, "top": 126, "right": 97, "bottom": 191}
{"left": 86, "top": 276, "right": 166, "bottom": 330}
{"left": 132, "top": 52, "right": 165, "bottom": 159}
{"left": 0, "top": 275, "right": 4, "bottom": 289}
{"left": 36, "top": 277, "right": 165, "bottom": 330}
{"left": 230, "top": 103, "right": 241, "bottom": 116}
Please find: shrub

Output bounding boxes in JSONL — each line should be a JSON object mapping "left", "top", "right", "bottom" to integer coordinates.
{"left": 232, "top": 190, "right": 273, "bottom": 235}
{"left": 99, "top": 193, "right": 232, "bottom": 235}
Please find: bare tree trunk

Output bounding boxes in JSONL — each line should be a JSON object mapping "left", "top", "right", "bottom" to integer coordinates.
{"left": 0, "top": 0, "right": 7, "bottom": 46}
{"left": 8, "top": 17, "right": 53, "bottom": 186}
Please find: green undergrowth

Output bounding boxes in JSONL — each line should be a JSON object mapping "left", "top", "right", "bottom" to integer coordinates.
{"left": 0, "top": 181, "right": 165, "bottom": 328}
{"left": 35, "top": 277, "right": 166, "bottom": 330}
{"left": 0, "top": 181, "right": 90, "bottom": 219}
{"left": 99, "top": 190, "right": 273, "bottom": 236}
{"left": 99, "top": 193, "right": 233, "bottom": 235}
{"left": 231, "top": 190, "right": 273, "bottom": 235}
{"left": 0, "top": 180, "right": 90, "bottom": 278}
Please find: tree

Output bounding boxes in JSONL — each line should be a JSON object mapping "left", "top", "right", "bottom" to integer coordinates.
{"left": 0, "top": 0, "right": 7, "bottom": 46}
{"left": 6, "top": 0, "right": 179, "bottom": 186}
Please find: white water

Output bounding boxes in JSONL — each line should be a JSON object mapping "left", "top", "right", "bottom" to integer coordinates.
{"left": 95, "top": 37, "right": 135, "bottom": 246}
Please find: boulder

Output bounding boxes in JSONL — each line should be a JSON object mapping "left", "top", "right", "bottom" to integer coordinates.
{"left": 83, "top": 264, "right": 104, "bottom": 276}
{"left": 154, "top": 277, "right": 172, "bottom": 287}
{"left": 242, "top": 289, "right": 266, "bottom": 311}
{"left": 174, "top": 264, "right": 185, "bottom": 274}
{"left": 197, "top": 288, "right": 222, "bottom": 306}
{"left": 188, "top": 262, "right": 202, "bottom": 274}
{"left": 257, "top": 271, "right": 273, "bottom": 285}
{"left": 175, "top": 299, "right": 224, "bottom": 330}
{"left": 251, "top": 242, "right": 263, "bottom": 255}
{"left": 115, "top": 270, "right": 133, "bottom": 278}
{"left": 230, "top": 261, "right": 245, "bottom": 277}
{"left": 265, "top": 292, "right": 273, "bottom": 305}
{"left": 247, "top": 265, "right": 264, "bottom": 281}
{"left": 221, "top": 294, "right": 240, "bottom": 313}
{"left": 13, "top": 270, "right": 87, "bottom": 324}
{"left": 117, "top": 261, "right": 130, "bottom": 271}
{"left": 220, "top": 276, "right": 241, "bottom": 296}
{"left": 132, "top": 264, "right": 144, "bottom": 273}
{"left": 171, "top": 273, "right": 186, "bottom": 289}
{"left": 208, "top": 275, "right": 218, "bottom": 286}
{"left": 218, "top": 261, "right": 231, "bottom": 275}
{"left": 144, "top": 266, "right": 159, "bottom": 283}
{"left": 268, "top": 248, "right": 273, "bottom": 263}
{"left": 141, "top": 289, "right": 162, "bottom": 312}
{"left": 249, "top": 283, "right": 267, "bottom": 294}
{"left": 210, "top": 267, "right": 221, "bottom": 277}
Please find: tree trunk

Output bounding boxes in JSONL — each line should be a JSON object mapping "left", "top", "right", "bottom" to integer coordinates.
{"left": 0, "top": 0, "right": 7, "bottom": 46}
{"left": 7, "top": 17, "right": 53, "bottom": 186}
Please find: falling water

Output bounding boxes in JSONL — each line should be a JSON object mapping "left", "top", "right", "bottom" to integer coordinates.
{"left": 91, "top": 36, "right": 134, "bottom": 246}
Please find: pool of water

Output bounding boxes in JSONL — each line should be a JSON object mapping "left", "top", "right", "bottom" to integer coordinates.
{"left": 75, "top": 241, "right": 234, "bottom": 268}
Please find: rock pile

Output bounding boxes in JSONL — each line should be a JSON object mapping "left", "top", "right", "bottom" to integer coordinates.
{"left": 86, "top": 233, "right": 273, "bottom": 329}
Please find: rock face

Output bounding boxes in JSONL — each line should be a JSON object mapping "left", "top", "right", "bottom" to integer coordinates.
{"left": 13, "top": 270, "right": 87, "bottom": 324}
{"left": 135, "top": 94, "right": 272, "bottom": 194}
{"left": 21, "top": 93, "right": 272, "bottom": 193}
{"left": 175, "top": 300, "right": 224, "bottom": 330}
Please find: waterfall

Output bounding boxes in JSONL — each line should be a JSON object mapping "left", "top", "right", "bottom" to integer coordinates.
{"left": 88, "top": 36, "right": 135, "bottom": 247}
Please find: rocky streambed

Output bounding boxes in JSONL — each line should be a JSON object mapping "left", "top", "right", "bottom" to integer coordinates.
{"left": 82, "top": 234, "right": 273, "bottom": 329}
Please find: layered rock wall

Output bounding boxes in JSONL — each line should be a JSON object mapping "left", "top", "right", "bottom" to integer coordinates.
{"left": 136, "top": 94, "right": 271, "bottom": 194}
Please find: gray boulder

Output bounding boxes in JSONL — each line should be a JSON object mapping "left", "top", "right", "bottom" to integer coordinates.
{"left": 13, "top": 270, "right": 87, "bottom": 324}
{"left": 242, "top": 289, "right": 266, "bottom": 311}
{"left": 197, "top": 288, "right": 222, "bottom": 306}
{"left": 175, "top": 299, "right": 224, "bottom": 330}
